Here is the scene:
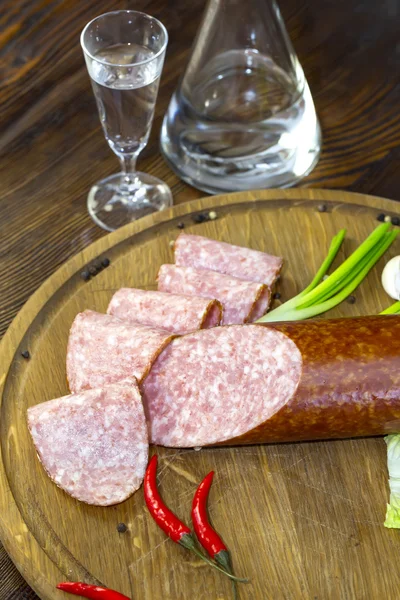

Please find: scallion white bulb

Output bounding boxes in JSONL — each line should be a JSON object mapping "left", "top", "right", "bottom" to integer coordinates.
{"left": 381, "top": 256, "right": 400, "bottom": 301}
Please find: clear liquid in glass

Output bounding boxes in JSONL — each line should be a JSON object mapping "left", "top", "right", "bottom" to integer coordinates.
{"left": 89, "top": 43, "right": 161, "bottom": 157}
{"left": 80, "top": 10, "right": 171, "bottom": 231}
{"left": 161, "top": 49, "right": 321, "bottom": 193}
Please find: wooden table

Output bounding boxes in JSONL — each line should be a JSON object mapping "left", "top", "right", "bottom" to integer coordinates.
{"left": 1, "top": 0, "right": 399, "bottom": 598}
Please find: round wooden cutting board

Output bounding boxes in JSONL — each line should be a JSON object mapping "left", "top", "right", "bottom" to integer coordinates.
{"left": 1, "top": 189, "right": 400, "bottom": 600}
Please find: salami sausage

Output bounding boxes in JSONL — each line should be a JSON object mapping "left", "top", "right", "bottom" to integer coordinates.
{"left": 157, "top": 265, "right": 271, "bottom": 325}
{"left": 67, "top": 310, "right": 174, "bottom": 393}
{"left": 141, "top": 316, "right": 400, "bottom": 447}
{"left": 27, "top": 380, "right": 148, "bottom": 505}
{"left": 107, "top": 288, "right": 222, "bottom": 334}
{"left": 174, "top": 233, "right": 283, "bottom": 286}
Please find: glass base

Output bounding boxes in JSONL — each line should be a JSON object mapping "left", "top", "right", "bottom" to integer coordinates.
{"left": 160, "top": 143, "right": 321, "bottom": 195}
{"left": 87, "top": 172, "right": 173, "bottom": 231}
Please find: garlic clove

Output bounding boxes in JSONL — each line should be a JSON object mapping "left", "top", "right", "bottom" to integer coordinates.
{"left": 382, "top": 256, "right": 400, "bottom": 301}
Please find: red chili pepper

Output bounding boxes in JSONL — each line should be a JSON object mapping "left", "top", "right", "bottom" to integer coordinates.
{"left": 192, "top": 472, "right": 228, "bottom": 560}
{"left": 144, "top": 455, "right": 246, "bottom": 583}
{"left": 192, "top": 471, "right": 245, "bottom": 598}
{"left": 56, "top": 582, "right": 130, "bottom": 600}
{"left": 144, "top": 454, "right": 191, "bottom": 543}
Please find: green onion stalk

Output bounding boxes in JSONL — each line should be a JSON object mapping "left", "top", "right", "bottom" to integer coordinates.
{"left": 257, "top": 223, "right": 399, "bottom": 323}
{"left": 380, "top": 301, "right": 400, "bottom": 315}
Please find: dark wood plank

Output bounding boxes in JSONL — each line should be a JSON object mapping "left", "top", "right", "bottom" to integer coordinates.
{"left": 0, "top": 0, "right": 400, "bottom": 597}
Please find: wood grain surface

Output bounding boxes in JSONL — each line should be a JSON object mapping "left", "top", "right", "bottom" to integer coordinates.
{"left": 1, "top": 189, "right": 400, "bottom": 600}
{"left": 1, "top": 0, "right": 400, "bottom": 597}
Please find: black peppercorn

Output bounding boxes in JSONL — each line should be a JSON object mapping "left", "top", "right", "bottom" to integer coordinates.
{"left": 347, "top": 295, "right": 356, "bottom": 304}
{"left": 21, "top": 350, "right": 30, "bottom": 359}
{"left": 177, "top": 222, "right": 185, "bottom": 230}
{"left": 80, "top": 270, "right": 90, "bottom": 281}
{"left": 117, "top": 522, "right": 128, "bottom": 533}
{"left": 317, "top": 204, "right": 327, "bottom": 213}
{"left": 391, "top": 216, "right": 400, "bottom": 226}
{"left": 93, "top": 259, "right": 103, "bottom": 271}
{"left": 273, "top": 292, "right": 281, "bottom": 300}
{"left": 89, "top": 265, "right": 97, "bottom": 276}
{"left": 193, "top": 213, "right": 208, "bottom": 223}
{"left": 377, "top": 213, "right": 385, "bottom": 222}
{"left": 101, "top": 258, "right": 110, "bottom": 268}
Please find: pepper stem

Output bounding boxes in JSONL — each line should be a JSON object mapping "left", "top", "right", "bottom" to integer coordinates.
{"left": 215, "top": 550, "right": 238, "bottom": 600}
{"left": 179, "top": 535, "right": 248, "bottom": 583}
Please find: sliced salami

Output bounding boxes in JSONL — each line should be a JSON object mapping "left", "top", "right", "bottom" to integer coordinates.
{"left": 157, "top": 265, "right": 271, "bottom": 325}
{"left": 107, "top": 288, "right": 222, "bottom": 334}
{"left": 27, "top": 380, "right": 148, "bottom": 505}
{"left": 141, "top": 316, "right": 400, "bottom": 448}
{"left": 67, "top": 310, "right": 174, "bottom": 393}
{"left": 174, "top": 233, "right": 283, "bottom": 286}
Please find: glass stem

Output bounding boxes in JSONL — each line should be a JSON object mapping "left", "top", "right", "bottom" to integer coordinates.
{"left": 119, "top": 153, "right": 138, "bottom": 182}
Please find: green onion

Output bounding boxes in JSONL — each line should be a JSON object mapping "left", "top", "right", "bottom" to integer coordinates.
{"left": 311, "top": 231, "right": 397, "bottom": 307}
{"left": 381, "top": 301, "right": 400, "bottom": 315}
{"left": 258, "top": 224, "right": 399, "bottom": 323}
{"left": 297, "top": 223, "right": 392, "bottom": 309}
{"left": 300, "top": 229, "right": 347, "bottom": 296}
{"left": 262, "top": 229, "right": 346, "bottom": 320}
